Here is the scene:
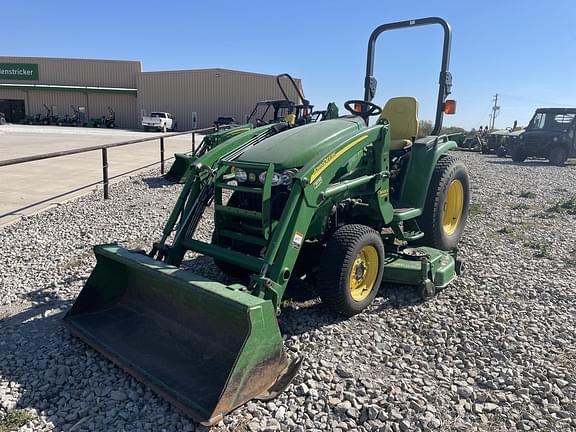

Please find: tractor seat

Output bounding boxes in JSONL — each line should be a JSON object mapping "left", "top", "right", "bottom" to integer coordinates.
{"left": 379, "top": 97, "right": 419, "bottom": 151}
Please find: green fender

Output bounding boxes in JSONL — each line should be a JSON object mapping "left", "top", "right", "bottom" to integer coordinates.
{"left": 398, "top": 136, "right": 457, "bottom": 211}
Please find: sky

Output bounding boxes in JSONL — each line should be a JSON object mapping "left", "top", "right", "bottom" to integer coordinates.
{"left": 4, "top": 0, "right": 576, "bottom": 130}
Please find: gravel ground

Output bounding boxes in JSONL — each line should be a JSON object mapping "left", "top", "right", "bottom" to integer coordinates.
{"left": 1, "top": 152, "right": 575, "bottom": 432}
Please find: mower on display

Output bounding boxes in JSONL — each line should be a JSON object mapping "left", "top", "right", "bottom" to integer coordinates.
{"left": 86, "top": 107, "right": 116, "bottom": 128}
{"left": 65, "top": 17, "right": 469, "bottom": 426}
{"left": 41, "top": 104, "right": 67, "bottom": 126}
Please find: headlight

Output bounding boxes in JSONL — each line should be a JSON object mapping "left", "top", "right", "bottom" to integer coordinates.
{"left": 259, "top": 171, "right": 283, "bottom": 186}
{"left": 235, "top": 168, "right": 248, "bottom": 182}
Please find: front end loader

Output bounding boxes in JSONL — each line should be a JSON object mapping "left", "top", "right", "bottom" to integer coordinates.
{"left": 65, "top": 17, "right": 469, "bottom": 426}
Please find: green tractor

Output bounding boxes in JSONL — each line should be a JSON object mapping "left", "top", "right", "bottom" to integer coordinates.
{"left": 65, "top": 17, "right": 469, "bottom": 426}
{"left": 164, "top": 73, "right": 337, "bottom": 183}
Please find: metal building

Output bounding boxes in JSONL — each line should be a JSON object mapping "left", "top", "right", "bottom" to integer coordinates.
{"left": 0, "top": 56, "right": 304, "bottom": 129}
{"left": 137, "top": 69, "right": 303, "bottom": 130}
{"left": 0, "top": 57, "right": 139, "bottom": 127}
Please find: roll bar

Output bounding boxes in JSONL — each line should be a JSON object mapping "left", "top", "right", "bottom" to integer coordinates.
{"left": 276, "top": 73, "right": 309, "bottom": 106}
{"left": 363, "top": 17, "right": 452, "bottom": 135}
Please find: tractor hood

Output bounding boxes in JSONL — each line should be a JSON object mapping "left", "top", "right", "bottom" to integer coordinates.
{"left": 236, "top": 118, "right": 365, "bottom": 169}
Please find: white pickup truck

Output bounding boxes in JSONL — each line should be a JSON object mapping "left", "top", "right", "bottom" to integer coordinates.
{"left": 142, "top": 112, "right": 176, "bottom": 132}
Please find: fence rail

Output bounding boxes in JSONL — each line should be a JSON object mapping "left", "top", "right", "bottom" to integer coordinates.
{"left": 0, "top": 127, "right": 215, "bottom": 199}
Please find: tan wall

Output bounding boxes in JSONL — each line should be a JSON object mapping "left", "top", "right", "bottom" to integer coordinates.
{"left": 137, "top": 69, "right": 305, "bottom": 129}
{"left": 0, "top": 57, "right": 140, "bottom": 87}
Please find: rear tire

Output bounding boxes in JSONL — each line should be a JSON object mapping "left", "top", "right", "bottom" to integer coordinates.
{"left": 316, "top": 224, "right": 384, "bottom": 317}
{"left": 496, "top": 146, "right": 507, "bottom": 158}
{"left": 549, "top": 146, "right": 568, "bottom": 166}
{"left": 511, "top": 147, "right": 527, "bottom": 163}
{"left": 417, "top": 155, "right": 470, "bottom": 251}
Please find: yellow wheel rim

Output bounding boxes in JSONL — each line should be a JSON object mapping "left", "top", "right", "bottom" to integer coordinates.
{"left": 348, "top": 245, "right": 379, "bottom": 302}
{"left": 442, "top": 179, "right": 464, "bottom": 235}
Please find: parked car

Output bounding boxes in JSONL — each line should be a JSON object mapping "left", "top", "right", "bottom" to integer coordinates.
{"left": 142, "top": 112, "right": 176, "bottom": 132}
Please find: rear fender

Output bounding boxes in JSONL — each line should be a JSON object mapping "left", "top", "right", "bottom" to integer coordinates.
{"left": 298, "top": 125, "right": 386, "bottom": 207}
{"left": 399, "top": 135, "right": 456, "bottom": 210}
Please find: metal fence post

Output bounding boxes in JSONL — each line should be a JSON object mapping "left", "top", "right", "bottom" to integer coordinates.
{"left": 192, "top": 132, "right": 196, "bottom": 153}
{"left": 102, "top": 148, "right": 109, "bottom": 200}
{"left": 160, "top": 137, "right": 165, "bottom": 175}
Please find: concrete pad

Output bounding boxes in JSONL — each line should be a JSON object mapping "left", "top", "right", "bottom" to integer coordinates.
{"left": 0, "top": 124, "right": 202, "bottom": 226}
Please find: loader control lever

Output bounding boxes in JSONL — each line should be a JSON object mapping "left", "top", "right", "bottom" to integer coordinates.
{"left": 344, "top": 100, "right": 382, "bottom": 119}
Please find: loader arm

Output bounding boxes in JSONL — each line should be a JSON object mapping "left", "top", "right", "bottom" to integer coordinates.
{"left": 152, "top": 125, "right": 281, "bottom": 258}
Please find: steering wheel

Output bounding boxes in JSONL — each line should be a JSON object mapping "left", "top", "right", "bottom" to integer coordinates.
{"left": 255, "top": 118, "right": 269, "bottom": 126}
{"left": 344, "top": 100, "right": 382, "bottom": 118}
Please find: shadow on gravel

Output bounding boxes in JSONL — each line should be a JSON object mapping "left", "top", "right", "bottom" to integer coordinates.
{"left": 486, "top": 159, "right": 576, "bottom": 167}
{"left": 0, "top": 298, "right": 75, "bottom": 431}
{"left": 141, "top": 176, "right": 175, "bottom": 189}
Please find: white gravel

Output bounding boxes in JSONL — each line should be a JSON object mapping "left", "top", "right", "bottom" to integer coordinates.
{"left": 1, "top": 153, "right": 575, "bottom": 431}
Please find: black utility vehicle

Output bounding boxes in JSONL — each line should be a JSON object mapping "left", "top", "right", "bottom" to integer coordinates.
{"left": 510, "top": 108, "right": 576, "bottom": 166}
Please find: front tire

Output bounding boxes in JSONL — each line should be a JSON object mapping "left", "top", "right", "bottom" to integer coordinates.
{"left": 210, "top": 231, "right": 252, "bottom": 280}
{"left": 316, "top": 224, "right": 384, "bottom": 317}
{"left": 511, "top": 147, "right": 527, "bottom": 162}
{"left": 549, "top": 146, "right": 568, "bottom": 166}
{"left": 417, "top": 155, "right": 470, "bottom": 250}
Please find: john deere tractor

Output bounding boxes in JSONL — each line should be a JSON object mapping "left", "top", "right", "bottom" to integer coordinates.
{"left": 65, "top": 17, "right": 469, "bottom": 426}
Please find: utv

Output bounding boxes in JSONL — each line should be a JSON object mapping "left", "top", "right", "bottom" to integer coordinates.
{"left": 481, "top": 129, "right": 509, "bottom": 154}
{"left": 509, "top": 108, "right": 576, "bottom": 166}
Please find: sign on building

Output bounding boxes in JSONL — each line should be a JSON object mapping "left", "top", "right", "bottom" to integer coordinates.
{"left": 0, "top": 63, "right": 39, "bottom": 80}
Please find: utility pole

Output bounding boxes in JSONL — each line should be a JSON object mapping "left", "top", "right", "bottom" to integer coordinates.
{"left": 489, "top": 93, "right": 500, "bottom": 130}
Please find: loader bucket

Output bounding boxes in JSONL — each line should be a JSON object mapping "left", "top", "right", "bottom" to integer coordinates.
{"left": 164, "top": 153, "right": 192, "bottom": 183}
{"left": 64, "top": 245, "right": 299, "bottom": 426}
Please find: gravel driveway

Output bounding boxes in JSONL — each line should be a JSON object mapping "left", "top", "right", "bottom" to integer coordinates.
{"left": 1, "top": 152, "right": 575, "bottom": 431}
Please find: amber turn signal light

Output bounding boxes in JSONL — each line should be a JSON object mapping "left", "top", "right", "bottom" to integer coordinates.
{"left": 444, "top": 100, "right": 456, "bottom": 115}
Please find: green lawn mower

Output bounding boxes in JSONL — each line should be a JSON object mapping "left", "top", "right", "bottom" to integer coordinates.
{"left": 65, "top": 17, "right": 469, "bottom": 426}
{"left": 85, "top": 107, "right": 117, "bottom": 128}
